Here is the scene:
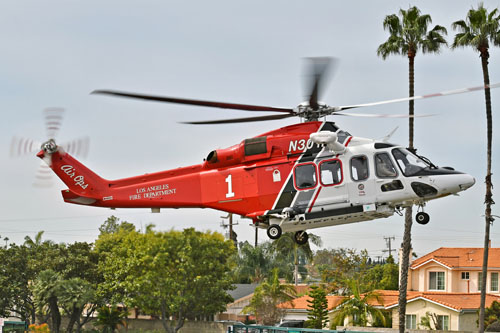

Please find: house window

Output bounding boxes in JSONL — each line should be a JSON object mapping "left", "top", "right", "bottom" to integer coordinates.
{"left": 429, "top": 272, "right": 445, "bottom": 290}
{"left": 406, "top": 314, "right": 417, "bottom": 329}
{"left": 491, "top": 272, "right": 499, "bottom": 292}
{"left": 437, "top": 315, "right": 449, "bottom": 330}
{"left": 461, "top": 272, "right": 470, "bottom": 280}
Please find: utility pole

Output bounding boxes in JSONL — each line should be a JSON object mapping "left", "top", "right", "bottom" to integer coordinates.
{"left": 220, "top": 214, "right": 238, "bottom": 247}
{"left": 383, "top": 236, "right": 396, "bottom": 258}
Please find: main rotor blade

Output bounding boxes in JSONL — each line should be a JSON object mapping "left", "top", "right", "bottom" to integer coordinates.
{"left": 92, "top": 90, "right": 294, "bottom": 113}
{"left": 304, "top": 57, "right": 335, "bottom": 110}
{"left": 335, "top": 82, "right": 500, "bottom": 112}
{"left": 335, "top": 112, "right": 435, "bottom": 118}
{"left": 180, "top": 113, "right": 295, "bottom": 125}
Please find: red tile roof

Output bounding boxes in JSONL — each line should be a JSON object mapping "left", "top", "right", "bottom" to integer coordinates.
{"left": 385, "top": 292, "right": 500, "bottom": 311}
{"left": 279, "top": 294, "right": 344, "bottom": 310}
{"left": 411, "top": 247, "right": 500, "bottom": 269}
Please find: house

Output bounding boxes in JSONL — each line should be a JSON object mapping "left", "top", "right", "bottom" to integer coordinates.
{"left": 279, "top": 247, "right": 500, "bottom": 331}
{"left": 217, "top": 283, "right": 310, "bottom": 322}
{"left": 408, "top": 247, "right": 500, "bottom": 295}
{"left": 216, "top": 284, "right": 259, "bottom": 322}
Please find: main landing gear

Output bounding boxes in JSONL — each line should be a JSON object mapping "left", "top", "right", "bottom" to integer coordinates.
{"left": 266, "top": 225, "right": 309, "bottom": 245}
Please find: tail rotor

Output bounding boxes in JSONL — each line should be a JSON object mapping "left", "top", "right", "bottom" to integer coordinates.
{"left": 10, "top": 108, "right": 90, "bottom": 187}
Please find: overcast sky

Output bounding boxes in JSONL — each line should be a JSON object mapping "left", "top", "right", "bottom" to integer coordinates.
{"left": 1, "top": 0, "right": 499, "bottom": 259}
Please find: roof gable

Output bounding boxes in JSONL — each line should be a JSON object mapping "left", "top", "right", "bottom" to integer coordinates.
{"left": 411, "top": 247, "right": 500, "bottom": 269}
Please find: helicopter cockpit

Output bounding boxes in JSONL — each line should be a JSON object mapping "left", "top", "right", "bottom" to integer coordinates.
{"left": 392, "top": 148, "right": 432, "bottom": 177}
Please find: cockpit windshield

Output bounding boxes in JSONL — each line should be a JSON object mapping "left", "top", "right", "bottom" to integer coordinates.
{"left": 392, "top": 148, "right": 430, "bottom": 177}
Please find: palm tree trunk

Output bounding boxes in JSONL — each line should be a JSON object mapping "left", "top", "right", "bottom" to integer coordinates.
{"left": 399, "top": 52, "right": 415, "bottom": 333}
{"left": 479, "top": 49, "right": 493, "bottom": 333}
{"left": 294, "top": 247, "right": 299, "bottom": 286}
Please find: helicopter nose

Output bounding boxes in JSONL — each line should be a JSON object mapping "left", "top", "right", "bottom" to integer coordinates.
{"left": 458, "top": 174, "right": 476, "bottom": 191}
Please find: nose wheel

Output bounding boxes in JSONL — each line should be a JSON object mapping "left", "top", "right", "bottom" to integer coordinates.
{"left": 416, "top": 212, "right": 430, "bottom": 225}
{"left": 294, "top": 231, "right": 309, "bottom": 245}
{"left": 267, "top": 224, "right": 282, "bottom": 240}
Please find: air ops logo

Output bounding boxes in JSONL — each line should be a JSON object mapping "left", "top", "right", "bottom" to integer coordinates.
{"left": 61, "top": 165, "right": 89, "bottom": 190}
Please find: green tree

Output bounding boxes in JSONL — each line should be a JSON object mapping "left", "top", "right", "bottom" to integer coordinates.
{"left": 0, "top": 244, "right": 36, "bottom": 324}
{"left": 364, "top": 256, "right": 399, "bottom": 290}
{"left": 270, "top": 232, "right": 322, "bottom": 285}
{"left": 94, "top": 306, "right": 128, "bottom": 333}
{"left": 377, "top": 7, "right": 447, "bottom": 333}
{"left": 233, "top": 241, "right": 276, "bottom": 283}
{"left": 306, "top": 285, "right": 329, "bottom": 329}
{"left": 96, "top": 227, "right": 235, "bottom": 333}
{"left": 315, "top": 248, "right": 371, "bottom": 294}
{"left": 451, "top": 6, "right": 500, "bottom": 331}
{"left": 485, "top": 301, "right": 500, "bottom": 329}
{"left": 243, "top": 269, "right": 296, "bottom": 325}
{"left": 32, "top": 270, "right": 62, "bottom": 333}
{"left": 98, "top": 215, "right": 135, "bottom": 235}
{"left": 331, "top": 279, "right": 386, "bottom": 328}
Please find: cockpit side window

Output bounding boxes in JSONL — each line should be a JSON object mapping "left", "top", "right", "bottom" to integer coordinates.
{"left": 392, "top": 148, "right": 427, "bottom": 176}
{"left": 375, "top": 153, "right": 398, "bottom": 178}
{"left": 320, "top": 159, "right": 342, "bottom": 186}
{"left": 350, "top": 155, "right": 369, "bottom": 181}
{"left": 294, "top": 163, "right": 317, "bottom": 190}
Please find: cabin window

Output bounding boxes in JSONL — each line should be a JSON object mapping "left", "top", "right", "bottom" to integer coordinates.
{"left": 375, "top": 153, "right": 398, "bottom": 178}
{"left": 429, "top": 271, "right": 445, "bottom": 291}
{"left": 319, "top": 159, "right": 342, "bottom": 186}
{"left": 244, "top": 136, "right": 267, "bottom": 156}
{"left": 381, "top": 180, "right": 404, "bottom": 192}
{"left": 294, "top": 163, "right": 317, "bottom": 190}
{"left": 350, "top": 155, "right": 369, "bottom": 181}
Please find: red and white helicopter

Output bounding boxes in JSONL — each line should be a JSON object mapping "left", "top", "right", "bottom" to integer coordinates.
{"left": 37, "top": 59, "right": 495, "bottom": 244}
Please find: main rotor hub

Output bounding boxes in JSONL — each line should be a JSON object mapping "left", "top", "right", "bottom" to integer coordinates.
{"left": 296, "top": 101, "right": 334, "bottom": 122}
{"left": 41, "top": 139, "right": 58, "bottom": 154}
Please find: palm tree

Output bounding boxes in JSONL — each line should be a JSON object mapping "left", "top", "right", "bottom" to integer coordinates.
{"left": 377, "top": 7, "right": 447, "bottom": 333}
{"left": 234, "top": 241, "right": 275, "bottom": 283}
{"left": 331, "top": 279, "right": 386, "bottom": 328}
{"left": 451, "top": 6, "right": 500, "bottom": 332}
{"left": 270, "top": 232, "right": 322, "bottom": 285}
{"left": 242, "top": 268, "right": 296, "bottom": 325}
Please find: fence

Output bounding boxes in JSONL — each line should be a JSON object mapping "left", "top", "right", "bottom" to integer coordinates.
{"left": 230, "top": 325, "right": 367, "bottom": 333}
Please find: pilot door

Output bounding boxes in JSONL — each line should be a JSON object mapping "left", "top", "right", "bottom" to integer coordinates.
{"left": 347, "top": 155, "right": 376, "bottom": 205}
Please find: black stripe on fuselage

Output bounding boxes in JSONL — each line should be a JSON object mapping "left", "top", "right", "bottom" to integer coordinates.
{"left": 305, "top": 205, "right": 364, "bottom": 220}
{"left": 273, "top": 122, "right": 338, "bottom": 211}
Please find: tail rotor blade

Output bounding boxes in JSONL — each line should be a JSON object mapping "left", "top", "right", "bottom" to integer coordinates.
{"left": 33, "top": 162, "right": 53, "bottom": 188}
{"left": 44, "top": 107, "right": 65, "bottom": 140}
{"left": 10, "top": 136, "right": 40, "bottom": 157}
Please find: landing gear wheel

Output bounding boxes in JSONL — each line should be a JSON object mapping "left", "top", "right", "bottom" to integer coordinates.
{"left": 267, "top": 225, "right": 282, "bottom": 240}
{"left": 294, "top": 231, "right": 309, "bottom": 245}
{"left": 416, "top": 212, "right": 430, "bottom": 225}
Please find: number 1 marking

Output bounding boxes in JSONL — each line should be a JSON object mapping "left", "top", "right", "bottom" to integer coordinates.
{"left": 225, "top": 174, "right": 235, "bottom": 198}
